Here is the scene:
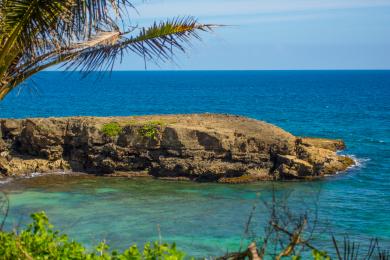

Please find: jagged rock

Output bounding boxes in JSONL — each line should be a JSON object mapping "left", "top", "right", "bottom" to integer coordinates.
{"left": 300, "top": 137, "right": 346, "bottom": 152}
{"left": 1, "top": 119, "right": 22, "bottom": 137}
{"left": 273, "top": 154, "right": 314, "bottom": 179}
{"left": 0, "top": 157, "right": 70, "bottom": 176}
{"left": 0, "top": 114, "right": 354, "bottom": 182}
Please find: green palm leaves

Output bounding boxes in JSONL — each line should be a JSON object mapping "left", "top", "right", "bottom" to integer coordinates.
{"left": 0, "top": 0, "right": 214, "bottom": 100}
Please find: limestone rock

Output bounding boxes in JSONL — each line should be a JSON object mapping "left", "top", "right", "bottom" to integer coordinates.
{"left": 273, "top": 155, "right": 314, "bottom": 179}
{"left": 300, "top": 137, "right": 346, "bottom": 152}
{"left": 0, "top": 114, "right": 354, "bottom": 182}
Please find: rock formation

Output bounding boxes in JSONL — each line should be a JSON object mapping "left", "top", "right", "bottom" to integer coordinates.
{"left": 0, "top": 114, "right": 354, "bottom": 183}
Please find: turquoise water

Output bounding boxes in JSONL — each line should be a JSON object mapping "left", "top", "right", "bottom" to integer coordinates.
{"left": 0, "top": 71, "right": 389, "bottom": 256}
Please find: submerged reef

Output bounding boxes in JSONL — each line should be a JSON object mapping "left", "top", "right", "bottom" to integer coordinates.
{"left": 0, "top": 114, "right": 354, "bottom": 183}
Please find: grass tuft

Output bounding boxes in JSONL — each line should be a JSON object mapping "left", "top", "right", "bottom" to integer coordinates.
{"left": 101, "top": 122, "right": 123, "bottom": 137}
{"left": 138, "top": 121, "right": 164, "bottom": 140}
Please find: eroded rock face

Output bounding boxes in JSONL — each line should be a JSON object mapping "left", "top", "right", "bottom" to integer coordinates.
{"left": 0, "top": 114, "right": 354, "bottom": 182}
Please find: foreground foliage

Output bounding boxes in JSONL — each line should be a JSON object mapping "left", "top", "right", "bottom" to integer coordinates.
{"left": 1, "top": 191, "right": 388, "bottom": 260}
{"left": 0, "top": 212, "right": 185, "bottom": 259}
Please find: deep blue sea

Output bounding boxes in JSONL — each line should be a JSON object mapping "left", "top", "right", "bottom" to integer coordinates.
{"left": 0, "top": 71, "right": 389, "bottom": 257}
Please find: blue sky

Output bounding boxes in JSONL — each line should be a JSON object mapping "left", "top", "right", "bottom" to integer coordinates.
{"left": 111, "top": 0, "right": 390, "bottom": 70}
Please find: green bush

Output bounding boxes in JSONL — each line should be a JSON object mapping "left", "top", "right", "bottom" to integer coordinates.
{"left": 138, "top": 121, "right": 164, "bottom": 141}
{"left": 0, "top": 212, "right": 186, "bottom": 260}
{"left": 101, "top": 122, "right": 123, "bottom": 137}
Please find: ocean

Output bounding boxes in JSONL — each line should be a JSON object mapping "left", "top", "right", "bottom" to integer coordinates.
{"left": 0, "top": 71, "right": 389, "bottom": 257}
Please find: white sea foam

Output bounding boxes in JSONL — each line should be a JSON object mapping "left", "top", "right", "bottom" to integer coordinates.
{"left": 24, "top": 170, "right": 72, "bottom": 179}
{"left": 347, "top": 154, "right": 370, "bottom": 169}
{"left": 327, "top": 154, "right": 370, "bottom": 176}
{"left": 335, "top": 150, "right": 370, "bottom": 169}
{"left": 0, "top": 170, "right": 74, "bottom": 185}
{"left": 0, "top": 178, "right": 12, "bottom": 185}
{"left": 24, "top": 172, "right": 45, "bottom": 178}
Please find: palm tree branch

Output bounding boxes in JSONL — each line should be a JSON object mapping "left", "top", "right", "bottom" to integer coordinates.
{"left": 1, "top": 17, "right": 217, "bottom": 99}
{"left": 0, "top": 0, "right": 73, "bottom": 77}
{"left": 0, "top": 0, "right": 132, "bottom": 77}
{"left": 12, "top": 30, "right": 122, "bottom": 75}
{"left": 0, "top": 52, "right": 79, "bottom": 99}
{"left": 66, "top": 17, "right": 216, "bottom": 72}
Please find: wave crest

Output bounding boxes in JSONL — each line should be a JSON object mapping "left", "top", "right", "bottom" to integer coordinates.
{"left": 348, "top": 155, "right": 370, "bottom": 169}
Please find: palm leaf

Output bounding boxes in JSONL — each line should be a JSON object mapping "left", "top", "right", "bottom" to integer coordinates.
{"left": 0, "top": 0, "right": 217, "bottom": 100}
{"left": 0, "top": 17, "right": 215, "bottom": 99}
{"left": 65, "top": 17, "right": 215, "bottom": 72}
{"left": 0, "top": 0, "right": 131, "bottom": 64}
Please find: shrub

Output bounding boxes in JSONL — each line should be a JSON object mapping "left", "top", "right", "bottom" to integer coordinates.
{"left": 101, "top": 122, "right": 123, "bottom": 137}
{"left": 0, "top": 212, "right": 186, "bottom": 260}
{"left": 138, "top": 121, "right": 164, "bottom": 141}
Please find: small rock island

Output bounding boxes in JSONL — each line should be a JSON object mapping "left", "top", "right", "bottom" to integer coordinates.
{"left": 0, "top": 114, "right": 354, "bottom": 183}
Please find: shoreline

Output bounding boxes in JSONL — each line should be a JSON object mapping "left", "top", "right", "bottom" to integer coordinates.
{"left": 0, "top": 154, "right": 362, "bottom": 187}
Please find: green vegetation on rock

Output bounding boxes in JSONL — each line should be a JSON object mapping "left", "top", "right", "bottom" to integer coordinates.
{"left": 138, "top": 121, "right": 164, "bottom": 141}
{"left": 101, "top": 123, "right": 123, "bottom": 137}
{"left": 0, "top": 212, "right": 186, "bottom": 260}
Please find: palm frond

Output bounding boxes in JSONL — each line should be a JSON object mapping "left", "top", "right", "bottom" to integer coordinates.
{"left": 65, "top": 17, "right": 216, "bottom": 72}
{"left": 0, "top": 30, "right": 121, "bottom": 97}
{"left": 0, "top": 17, "right": 215, "bottom": 99}
{"left": 0, "top": 0, "right": 71, "bottom": 62}
{"left": 0, "top": 0, "right": 217, "bottom": 100}
{"left": 0, "top": 0, "right": 131, "bottom": 59}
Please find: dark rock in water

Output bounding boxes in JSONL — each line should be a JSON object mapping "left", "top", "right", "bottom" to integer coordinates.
{"left": 0, "top": 114, "right": 354, "bottom": 182}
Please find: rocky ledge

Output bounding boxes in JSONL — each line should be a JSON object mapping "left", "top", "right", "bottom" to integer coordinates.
{"left": 0, "top": 114, "right": 354, "bottom": 183}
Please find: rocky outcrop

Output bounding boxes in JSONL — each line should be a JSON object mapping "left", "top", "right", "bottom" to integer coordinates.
{"left": 0, "top": 114, "right": 354, "bottom": 182}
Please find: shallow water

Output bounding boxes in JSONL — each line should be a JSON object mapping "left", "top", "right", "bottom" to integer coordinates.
{"left": 1, "top": 173, "right": 389, "bottom": 257}
{"left": 0, "top": 71, "right": 389, "bottom": 257}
